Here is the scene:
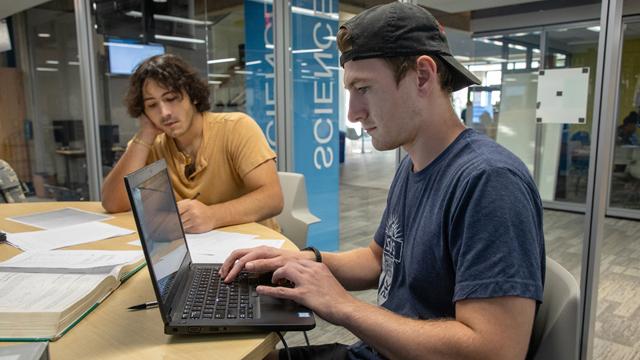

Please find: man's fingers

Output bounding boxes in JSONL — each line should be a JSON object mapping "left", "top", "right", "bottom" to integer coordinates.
{"left": 220, "top": 248, "right": 252, "bottom": 275}
{"left": 223, "top": 247, "right": 271, "bottom": 281}
{"left": 256, "top": 285, "right": 297, "bottom": 301}
{"left": 176, "top": 200, "right": 189, "bottom": 215}
{"left": 271, "top": 261, "right": 306, "bottom": 285}
{"left": 244, "top": 257, "right": 282, "bottom": 273}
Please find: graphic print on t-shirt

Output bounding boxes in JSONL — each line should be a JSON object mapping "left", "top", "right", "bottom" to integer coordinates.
{"left": 378, "top": 213, "right": 403, "bottom": 305}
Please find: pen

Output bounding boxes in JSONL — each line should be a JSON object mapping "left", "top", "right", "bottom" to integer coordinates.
{"left": 191, "top": 192, "right": 200, "bottom": 200}
{"left": 127, "top": 301, "right": 159, "bottom": 311}
{"left": 0, "top": 231, "right": 6, "bottom": 243}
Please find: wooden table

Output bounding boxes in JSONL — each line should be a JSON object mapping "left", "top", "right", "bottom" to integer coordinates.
{"left": 0, "top": 202, "right": 295, "bottom": 360}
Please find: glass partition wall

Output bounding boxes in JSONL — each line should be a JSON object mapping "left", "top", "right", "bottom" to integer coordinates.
{"left": 594, "top": 13, "right": 640, "bottom": 359}
{"left": 14, "top": 1, "right": 88, "bottom": 201}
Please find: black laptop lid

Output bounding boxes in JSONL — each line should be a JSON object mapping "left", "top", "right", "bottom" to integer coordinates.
{"left": 125, "top": 159, "right": 191, "bottom": 322}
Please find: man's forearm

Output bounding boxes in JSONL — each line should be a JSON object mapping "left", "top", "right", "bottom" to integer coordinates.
{"left": 322, "top": 247, "right": 380, "bottom": 291}
{"left": 208, "top": 184, "right": 283, "bottom": 228}
{"left": 101, "top": 141, "right": 150, "bottom": 212}
{"left": 338, "top": 301, "right": 502, "bottom": 360}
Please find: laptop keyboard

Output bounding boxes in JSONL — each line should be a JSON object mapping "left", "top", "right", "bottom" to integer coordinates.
{"left": 182, "top": 266, "right": 256, "bottom": 320}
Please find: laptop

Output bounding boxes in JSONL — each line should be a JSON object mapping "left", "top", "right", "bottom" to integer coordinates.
{"left": 124, "top": 159, "right": 316, "bottom": 335}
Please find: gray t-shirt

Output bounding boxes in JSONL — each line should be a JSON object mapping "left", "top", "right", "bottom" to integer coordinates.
{"left": 349, "top": 129, "right": 545, "bottom": 359}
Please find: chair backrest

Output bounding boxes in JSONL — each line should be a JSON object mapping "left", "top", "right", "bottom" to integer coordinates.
{"left": 345, "top": 127, "right": 361, "bottom": 141}
{"left": 529, "top": 257, "right": 580, "bottom": 360}
{"left": 0, "top": 159, "right": 26, "bottom": 203}
{"left": 275, "top": 172, "right": 321, "bottom": 249}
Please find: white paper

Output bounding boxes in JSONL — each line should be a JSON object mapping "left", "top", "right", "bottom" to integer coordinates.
{"left": 185, "top": 230, "right": 258, "bottom": 242}
{"left": 0, "top": 250, "right": 143, "bottom": 272}
{"left": 127, "top": 239, "right": 142, "bottom": 247}
{"left": 0, "top": 355, "right": 20, "bottom": 360}
{"left": 6, "top": 222, "right": 134, "bottom": 252}
{"left": 185, "top": 231, "right": 285, "bottom": 264}
{"left": 7, "top": 207, "right": 112, "bottom": 229}
{"left": 0, "top": 272, "right": 110, "bottom": 312}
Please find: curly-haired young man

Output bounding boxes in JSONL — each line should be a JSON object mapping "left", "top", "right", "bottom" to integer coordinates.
{"left": 102, "top": 54, "right": 283, "bottom": 233}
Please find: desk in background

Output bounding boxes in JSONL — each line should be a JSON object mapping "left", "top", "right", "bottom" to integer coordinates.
{"left": 0, "top": 202, "right": 294, "bottom": 360}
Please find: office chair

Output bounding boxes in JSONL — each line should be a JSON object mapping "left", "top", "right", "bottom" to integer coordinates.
{"left": 275, "top": 172, "right": 320, "bottom": 248}
{"left": 568, "top": 131, "right": 590, "bottom": 196}
{"left": 529, "top": 257, "right": 579, "bottom": 360}
{"left": 345, "top": 127, "right": 366, "bottom": 153}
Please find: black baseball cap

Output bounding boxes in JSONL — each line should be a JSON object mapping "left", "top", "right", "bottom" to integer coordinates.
{"left": 339, "top": 2, "right": 481, "bottom": 92}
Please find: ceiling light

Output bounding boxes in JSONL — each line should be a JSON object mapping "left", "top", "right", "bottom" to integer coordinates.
{"left": 154, "top": 34, "right": 205, "bottom": 44}
{"left": 38, "top": 33, "right": 51, "bottom": 38}
{"left": 291, "top": 48, "right": 323, "bottom": 54}
{"left": 125, "top": 11, "right": 212, "bottom": 25}
{"left": 207, "top": 57, "right": 236, "bottom": 64}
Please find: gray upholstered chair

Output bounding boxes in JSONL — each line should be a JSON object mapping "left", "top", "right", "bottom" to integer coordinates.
{"left": 529, "top": 257, "right": 580, "bottom": 360}
{"left": 276, "top": 172, "right": 320, "bottom": 249}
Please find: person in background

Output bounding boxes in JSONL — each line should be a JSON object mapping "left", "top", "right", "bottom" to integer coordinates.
{"left": 220, "top": 3, "right": 545, "bottom": 360}
{"left": 460, "top": 100, "right": 472, "bottom": 124}
{"left": 617, "top": 110, "right": 639, "bottom": 146}
{"left": 101, "top": 54, "right": 283, "bottom": 233}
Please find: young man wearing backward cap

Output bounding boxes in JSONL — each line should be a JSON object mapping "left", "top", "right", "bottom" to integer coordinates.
{"left": 221, "top": 3, "right": 545, "bottom": 359}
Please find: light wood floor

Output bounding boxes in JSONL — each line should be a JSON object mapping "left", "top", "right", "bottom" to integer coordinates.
{"left": 281, "top": 150, "right": 640, "bottom": 359}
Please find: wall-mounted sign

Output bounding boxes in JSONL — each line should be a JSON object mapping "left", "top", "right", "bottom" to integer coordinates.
{"left": 536, "top": 67, "right": 590, "bottom": 124}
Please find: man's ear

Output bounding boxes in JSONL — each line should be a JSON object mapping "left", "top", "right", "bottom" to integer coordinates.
{"left": 415, "top": 55, "right": 438, "bottom": 91}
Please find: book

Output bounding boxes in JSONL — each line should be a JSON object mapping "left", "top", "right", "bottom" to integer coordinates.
{"left": 0, "top": 251, "right": 145, "bottom": 341}
{"left": 0, "top": 341, "right": 49, "bottom": 359}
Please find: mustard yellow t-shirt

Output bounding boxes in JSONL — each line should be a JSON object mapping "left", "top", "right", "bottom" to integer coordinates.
{"left": 146, "top": 112, "right": 279, "bottom": 230}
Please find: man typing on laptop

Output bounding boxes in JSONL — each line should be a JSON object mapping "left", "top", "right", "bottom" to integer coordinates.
{"left": 220, "top": 3, "right": 545, "bottom": 360}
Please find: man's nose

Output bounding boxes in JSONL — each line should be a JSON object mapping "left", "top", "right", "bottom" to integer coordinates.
{"left": 160, "top": 102, "right": 172, "bottom": 119}
{"left": 347, "top": 97, "right": 366, "bottom": 124}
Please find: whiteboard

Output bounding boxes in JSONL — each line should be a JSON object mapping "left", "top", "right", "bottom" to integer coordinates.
{"left": 536, "top": 67, "right": 590, "bottom": 124}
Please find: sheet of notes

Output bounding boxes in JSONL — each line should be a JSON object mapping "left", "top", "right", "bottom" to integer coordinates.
{"left": 6, "top": 222, "right": 134, "bottom": 251}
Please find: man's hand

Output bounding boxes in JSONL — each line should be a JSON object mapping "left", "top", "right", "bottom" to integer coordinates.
{"left": 259, "top": 259, "right": 358, "bottom": 326}
{"left": 219, "top": 246, "right": 314, "bottom": 282}
{"left": 177, "top": 199, "right": 214, "bottom": 233}
{"left": 138, "top": 113, "right": 162, "bottom": 141}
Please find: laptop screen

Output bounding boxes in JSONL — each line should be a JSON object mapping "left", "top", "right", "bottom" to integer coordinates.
{"left": 127, "top": 162, "right": 188, "bottom": 305}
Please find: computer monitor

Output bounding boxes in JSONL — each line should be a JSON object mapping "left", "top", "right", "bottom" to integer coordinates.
{"left": 107, "top": 41, "right": 165, "bottom": 75}
{"left": 52, "top": 120, "right": 84, "bottom": 148}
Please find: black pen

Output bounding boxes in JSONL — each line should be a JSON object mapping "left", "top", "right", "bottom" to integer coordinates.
{"left": 127, "top": 301, "right": 159, "bottom": 311}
